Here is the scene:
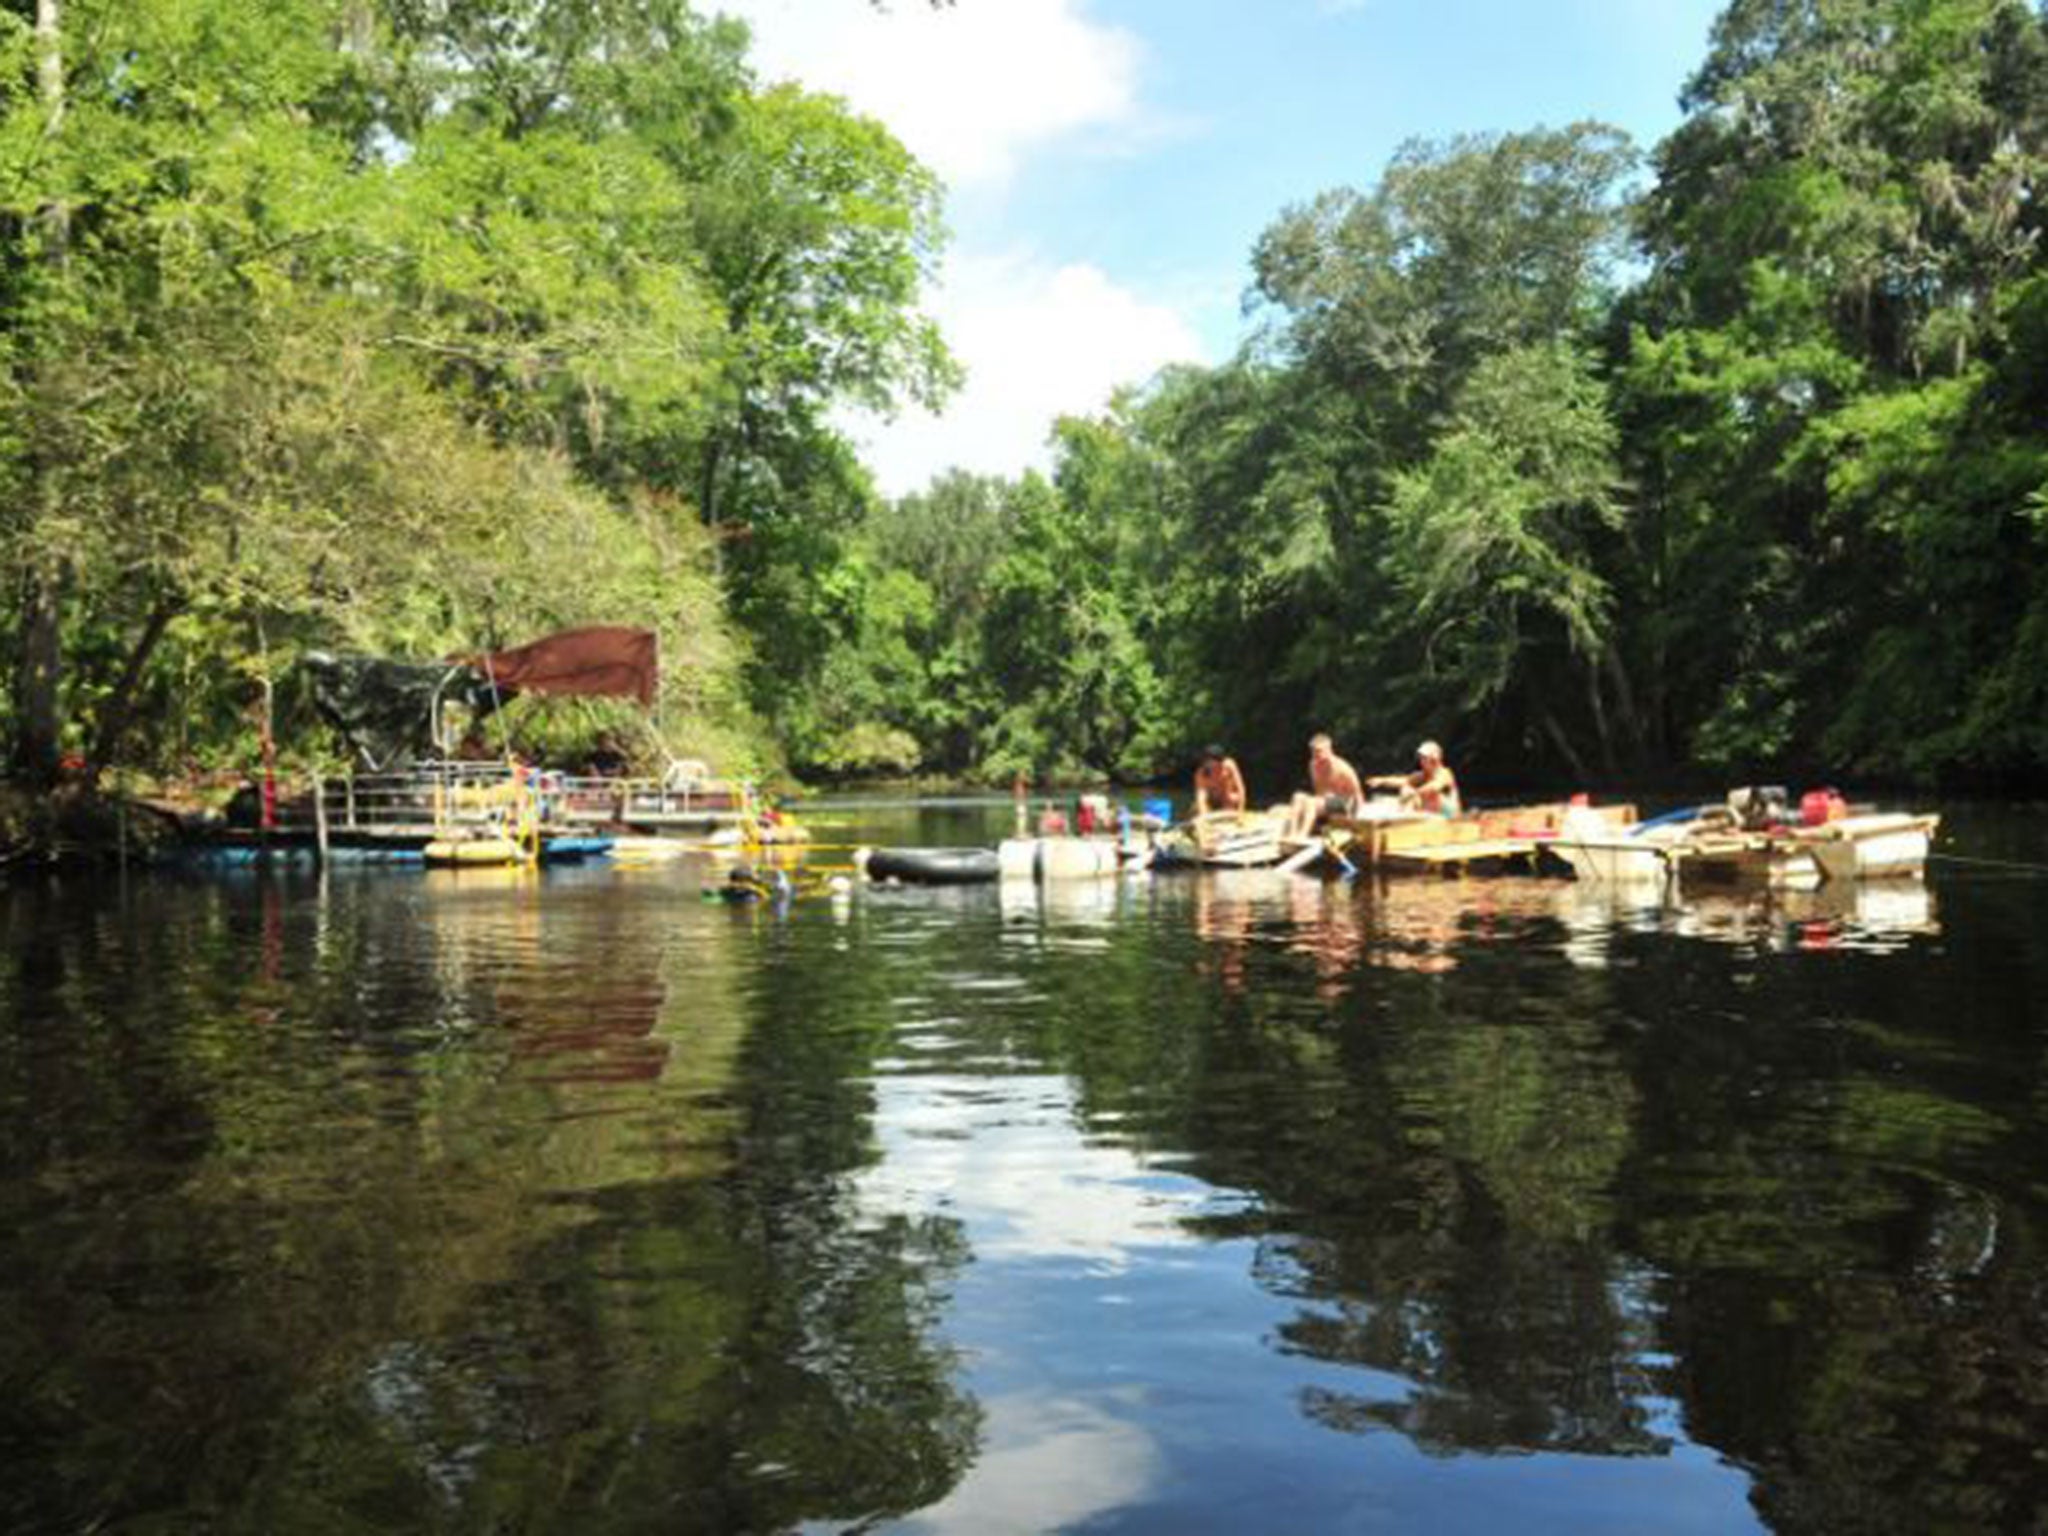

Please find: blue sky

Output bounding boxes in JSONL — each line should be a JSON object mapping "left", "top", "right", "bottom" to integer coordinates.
{"left": 719, "top": 0, "right": 1729, "bottom": 495}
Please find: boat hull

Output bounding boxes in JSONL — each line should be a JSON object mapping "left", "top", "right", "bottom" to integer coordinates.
{"left": 1168, "top": 811, "right": 1287, "bottom": 868}
{"left": 865, "top": 847, "right": 1002, "bottom": 885}
{"left": 1549, "top": 838, "right": 1671, "bottom": 883}
{"left": 1796, "top": 813, "right": 1940, "bottom": 879}
{"left": 1676, "top": 837, "right": 1824, "bottom": 890}
{"left": 1335, "top": 801, "right": 1639, "bottom": 874}
{"left": 998, "top": 837, "right": 1142, "bottom": 880}
{"left": 607, "top": 836, "right": 695, "bottom": 864}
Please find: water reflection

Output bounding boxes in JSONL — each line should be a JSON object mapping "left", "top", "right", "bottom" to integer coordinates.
{"left": 850, "top": 1070, "right": 1190, "bottom": 1535}
{"left": 1054, "top": 861, "right": 2032, "bottom": 1530}
{"left": 1161, "top": 867, "right": 1946, "bottom": 991}
{"left": 6, "top": 815, "right": 2047, "bottom": 1536}
{"left": 1150, "top": 868, "right": 1945, "bottom": 984}
{"left": 1553, "top": 878, "right": 1941, "bottom": 967}
{"left": 898, "top": 1390, "right": 1162, "bottom": 1536}
{"left": 0, "top": 868, "right": 977, "bottom": 1533}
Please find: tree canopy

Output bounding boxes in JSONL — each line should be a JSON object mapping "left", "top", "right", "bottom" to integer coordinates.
{"left": 0, "top": 0, "right": 951, "bottom": 786}
{"left": 6, "top": 0, "right": 2047, "bottom": 795}
{"left": 830, "top": 2, "right": 2048, "bottom": 792}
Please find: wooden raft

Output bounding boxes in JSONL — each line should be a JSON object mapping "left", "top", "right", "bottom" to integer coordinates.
{"left": 1313, "top": 801, "right": 1637, "bottom": 876}
{"left": 1377, "top": 836, "right": 1543, "bottom": 871}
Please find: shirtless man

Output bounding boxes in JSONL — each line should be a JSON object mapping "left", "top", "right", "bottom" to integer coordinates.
{"left": 1192, "top": 744, "right": 1247, "bottom": 816}
{"left": 1370, "top": 739, "right": 1461, "bottom": 816}
{"left": 1284, "top": 733, "right": 1364, "bottom": 839}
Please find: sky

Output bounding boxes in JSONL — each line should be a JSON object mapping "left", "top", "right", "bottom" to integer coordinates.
{"left": 715, "top": 0, "right": 1729, "bottom": 498}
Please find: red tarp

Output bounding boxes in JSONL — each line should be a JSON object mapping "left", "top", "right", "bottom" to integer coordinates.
{"left": 469, "top": 626, "right": 658, "bottom": 706}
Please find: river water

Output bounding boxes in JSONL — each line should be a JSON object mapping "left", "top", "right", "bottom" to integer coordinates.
{"left": 3, "top": 798, "right": 2046, "bottom": 1534}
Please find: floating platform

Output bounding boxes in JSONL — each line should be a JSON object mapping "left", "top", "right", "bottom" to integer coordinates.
{"left": 1284, "top": 802, "right": 1638, "bottom": 877}
{"left": 1549, "top": 810, "right": 1940, "bottom": 888}
{"left": 1378, "top": 836, "right": 1544, "bottom": 871}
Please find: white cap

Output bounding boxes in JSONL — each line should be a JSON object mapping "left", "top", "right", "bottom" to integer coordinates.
{"left": 1417, "top": 740, "right": 1442, "bottom": 760}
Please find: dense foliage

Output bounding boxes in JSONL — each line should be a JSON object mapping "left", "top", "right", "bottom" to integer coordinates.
{"left": 4, "top": 0, "right": 2045, "bottom": 795}
{"left": 836, "top": 1, "right": 2048, "bottom": 793}
{"left": 0, "top": 0, "right": 949, "bottom": 786}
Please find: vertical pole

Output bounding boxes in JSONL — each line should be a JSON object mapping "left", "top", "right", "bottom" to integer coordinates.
{"left": 313, "top": 772, "right": 329, "bottom": 867}
{"left": 254, "top": 618, "right": 277, "bottom": 835}
{"left": 259, "top": 691, "right": 277, "bottom": 832}
{"left": 36, "top": 1, "right": 63, "bottom": 135}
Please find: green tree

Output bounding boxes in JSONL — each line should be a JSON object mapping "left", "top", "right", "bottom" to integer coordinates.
{"left": 1252, "top": 121, "right": 1639, "bottom": 459}
{"left": 1624, "top": 0, "right": 2048, "bottom": 780}
{"left": 862, "top": 470, "right": 1016, "bottom": 774}
{"left": 1385, "top": 341, "right": 1632, "bottom": 778}
{"left": 0, "top": 0, "right": 373, "bottom": 780}
{"left": 975, "top": 471, "right": 1165, "bottom": 780}
{"left": 0, "top": 0, "right": 773, "bottom": 785}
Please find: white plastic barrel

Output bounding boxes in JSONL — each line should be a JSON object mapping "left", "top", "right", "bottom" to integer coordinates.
{"left": 1039, "top": 839, "right": 1118, "bottom": 880}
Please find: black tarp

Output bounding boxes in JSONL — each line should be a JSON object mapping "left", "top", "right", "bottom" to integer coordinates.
{"left": 300, "top": 653, "right": 497, "bottom": 769}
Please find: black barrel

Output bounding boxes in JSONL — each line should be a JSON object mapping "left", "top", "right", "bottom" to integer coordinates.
{"left": 864, "top": 847, "right": 1001, "bottom": 885}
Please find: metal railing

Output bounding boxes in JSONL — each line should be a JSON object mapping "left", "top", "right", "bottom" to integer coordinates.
{"left": 264, "top": 762, "right": 752, "bottom": 835}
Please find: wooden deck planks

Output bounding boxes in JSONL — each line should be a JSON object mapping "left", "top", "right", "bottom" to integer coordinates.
{"left": 1378, "top": 836, "right": 1543, "bottom": 869}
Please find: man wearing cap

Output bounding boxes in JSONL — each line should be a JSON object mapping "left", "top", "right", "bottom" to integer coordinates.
{"left": 1193, "top": 744, "right": 1248, "bottom": 816}
{"left": 1371, "top": 741, "right": 1461, "bottom": 816}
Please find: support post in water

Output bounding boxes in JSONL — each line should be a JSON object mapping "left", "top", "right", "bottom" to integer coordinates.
{"left": 313, "top": 774, "right": 329, "bottom": 867}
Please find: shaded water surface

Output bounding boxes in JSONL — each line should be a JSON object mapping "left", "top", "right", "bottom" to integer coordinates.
{"left": 4, "top": 799, "right": 2047, "bottom": 1533}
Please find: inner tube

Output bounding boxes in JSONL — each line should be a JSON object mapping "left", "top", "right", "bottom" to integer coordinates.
{"left": 864, "top": 846, "right": 1001, "bottom": 885}
{"left": 541, "top": 835, "right": 615, "bottom": 863}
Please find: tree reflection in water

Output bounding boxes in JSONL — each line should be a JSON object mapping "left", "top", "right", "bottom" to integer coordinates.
{"left": 0, "top": 869, "right": 978, "bottom": 1534}
{"left": 7, "top": 840, "right": 2048, "bottom": 1535}
{"left": 1111, "top": 867, "right": 2046, "bottom": 1529}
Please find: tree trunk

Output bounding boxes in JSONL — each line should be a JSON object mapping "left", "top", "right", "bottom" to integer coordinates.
{"left": 1538, "top": 706, "right": 1591, "bottom": 784}
{"left": 34, "top": 0, "right": 65, "bottom": 254}
{"left": 12, "top": 567, "right": 64, "bottom": 786}
{"left": 86, "top": 599, "right": 181, "bottom": 783}
{"left": 1601, "top": 640, "right": 1645, "bottom": 772}
{"left": 10, "top": 1, "right": 67, "bottom": 787}
{"left": 1585, "top": 661, "right": 1617, "bottom": 779}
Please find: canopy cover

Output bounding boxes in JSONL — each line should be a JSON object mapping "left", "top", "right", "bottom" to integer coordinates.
{"left": 300, "top": 654, "right": 495, "bottom": 769}
{"left": 469, "top": 626, "right": 658, "bottom": 707}
{"left": 300, "top": 628, "right": 658, "bottom": 768}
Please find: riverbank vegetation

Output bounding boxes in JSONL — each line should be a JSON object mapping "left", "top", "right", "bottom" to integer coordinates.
{"left": 4, "top": 0, "right": 2046, "bottom": 805}
{"left": 2, "top": 0, "right": 949, "bottom": 795}
{"left": 831, "top": 0, "right": 2048, "bottom": 791}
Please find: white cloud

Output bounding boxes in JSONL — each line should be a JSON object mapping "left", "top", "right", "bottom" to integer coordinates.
{"left": 716, "top": 1, "right": 1210, "bottom": 494}
{"left": 715, "top": 0, "right": 1145, "bottom": 188}
{"left": 856, "top": 1070, "right": 1215, "bottom": 1267}
{"left": 848, "top": 250, "right": 1207, "bottom": 496}
{"left": 897, "top": 1391, "right": 1162, "bottom": 1535}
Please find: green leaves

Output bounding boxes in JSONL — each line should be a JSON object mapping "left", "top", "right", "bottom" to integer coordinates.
{"left": 1252, "top": 122, "right": 1639, "bottom": 439}
{"left": 372, "top": 118, "right": 721, "bottom": 452}
{"left": 8, "top": 0, "right": 2048, "bottom": 790}
{"left": 1648, "top": 0, "right": 2047, "bottom": 377}
{"left": 1, "top": 0, "right": 971, "bottom": 779}
{"left": 1386, "top": 342, "right": 1625, "bottom": 710}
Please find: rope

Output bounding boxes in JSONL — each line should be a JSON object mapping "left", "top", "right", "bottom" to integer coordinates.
{"left": 1927, "top": 851, "right": 2048, "bottom": 877}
